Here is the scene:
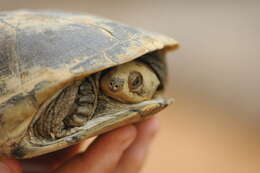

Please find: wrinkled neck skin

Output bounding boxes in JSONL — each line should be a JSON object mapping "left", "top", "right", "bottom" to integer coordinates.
{"left": 10, "top": 51, "right": 172, "bottom": 159}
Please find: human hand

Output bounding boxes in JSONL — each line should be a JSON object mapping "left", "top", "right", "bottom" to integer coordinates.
{"left": 0, "top": 117, "right": 159, "bottom": 173}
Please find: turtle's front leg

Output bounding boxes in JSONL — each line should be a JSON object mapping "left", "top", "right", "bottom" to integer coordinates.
{"left": 34, "top": 81, "right": 79, "bottom": 139}
{"left": 64, "top": 76, "right": 98, "bottom": 128}
{"left": 34, "top": 76, "right": 98, "bottom": 140}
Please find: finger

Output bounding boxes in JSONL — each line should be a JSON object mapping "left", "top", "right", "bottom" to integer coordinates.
{"left": 55, "top": 125, "right": 137, "bottom": 173}
{"left": 115, "top": 117, "right": 160, "bottom": 173}
{"left": 21, "top": 139, "right": 93, "bottom": 173}
{"left": 0, "top": 158, "right": 22, "bottom": 173}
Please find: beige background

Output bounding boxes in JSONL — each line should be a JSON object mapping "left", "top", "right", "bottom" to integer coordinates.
{"left": 1, "top": 0, "right": 260, "bottom": 172}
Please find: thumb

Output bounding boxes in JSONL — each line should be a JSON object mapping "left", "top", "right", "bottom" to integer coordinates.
{"left": 0, "top": 158, "right": 22, "bottom": 173}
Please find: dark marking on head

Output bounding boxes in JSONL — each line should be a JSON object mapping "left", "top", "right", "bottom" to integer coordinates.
{"left": 11, "top": 146, "right": 27, "bottom": 159}
{"left": 109, "top": 77, "right": 124, "bottom": 92}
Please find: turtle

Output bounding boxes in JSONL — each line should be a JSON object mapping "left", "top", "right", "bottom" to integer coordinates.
{"left": 0, "top": 10, "right": 179, "bottom": 159}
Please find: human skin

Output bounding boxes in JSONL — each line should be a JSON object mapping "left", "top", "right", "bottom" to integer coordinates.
{"left": 0, "top": 117, "right": 160, "bottom": 173}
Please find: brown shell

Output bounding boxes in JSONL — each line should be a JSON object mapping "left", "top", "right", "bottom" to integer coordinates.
{"left": 0, "top": 10, "right": 178, "bottom": 156}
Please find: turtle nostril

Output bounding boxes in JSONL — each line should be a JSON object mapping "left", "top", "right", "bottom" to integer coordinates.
{"left": 108, "top": 78, "right": 124, "bottom": 92}
{"left": 114, "top": 85, "right": 119, "bottom": 89}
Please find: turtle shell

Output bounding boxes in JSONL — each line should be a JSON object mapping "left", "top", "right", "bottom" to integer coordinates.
{"left": 0, "top": 10, "right": 178, "bottom": 158}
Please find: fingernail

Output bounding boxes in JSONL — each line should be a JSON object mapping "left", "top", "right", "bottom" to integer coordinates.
{"left": 0, "top": 162, "right": 11, "bottom": 173}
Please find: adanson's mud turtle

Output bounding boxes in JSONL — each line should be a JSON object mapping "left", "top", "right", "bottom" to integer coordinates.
{"left": 0, "top": 10, "right": 179, "bottom": 159}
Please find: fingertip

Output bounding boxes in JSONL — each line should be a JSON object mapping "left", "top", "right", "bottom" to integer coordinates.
{"left": 136, "top": 116, "right": 160, "bottom": 137}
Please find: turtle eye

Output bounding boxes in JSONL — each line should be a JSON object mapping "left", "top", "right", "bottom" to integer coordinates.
{"left": 128, "top": 71, "right": 143, "bottom": 92}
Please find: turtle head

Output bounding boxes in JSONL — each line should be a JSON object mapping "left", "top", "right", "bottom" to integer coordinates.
{"left": 100, "top": 61, "right": 160, "bottom": 103}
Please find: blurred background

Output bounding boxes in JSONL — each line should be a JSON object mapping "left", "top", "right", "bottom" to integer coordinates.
{"left": 1, "top": 0, "right": 260, "bottom": 172}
